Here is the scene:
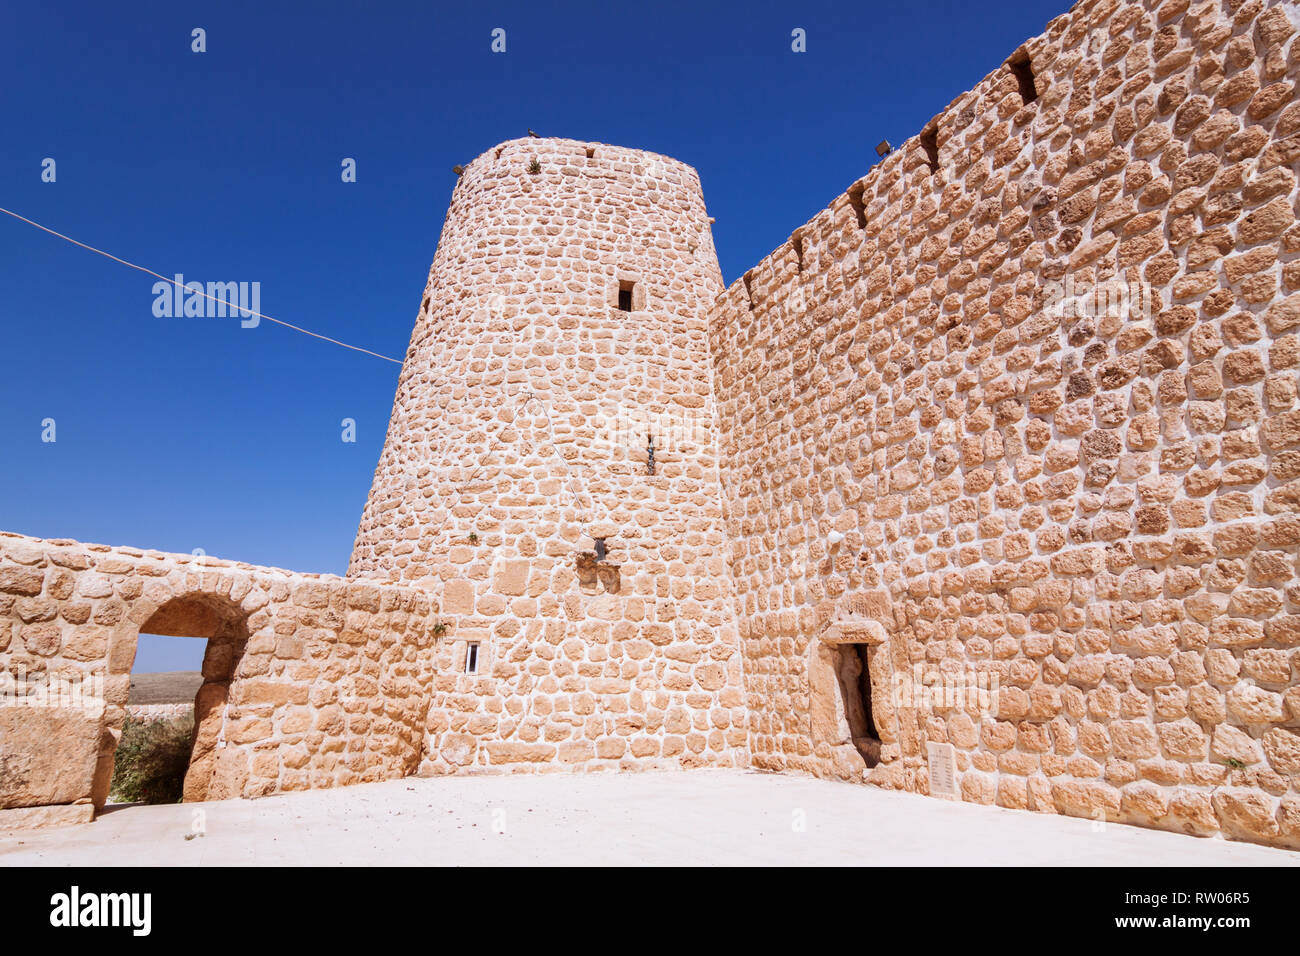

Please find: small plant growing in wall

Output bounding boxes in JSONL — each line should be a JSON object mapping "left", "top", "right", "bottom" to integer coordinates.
{"left": 526, "top": 158, "right": 541, "bottom": 175}
{"left": 432, "top": 621, "right": 447, "bottom": 637}
{"left": 1222, "top": 757, "right": 1247, "bottom": 770}
{"left": 467, "top": 531, "right": 478, "bottom": 544}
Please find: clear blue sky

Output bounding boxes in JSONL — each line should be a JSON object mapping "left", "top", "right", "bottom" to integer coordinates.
{"left": 2, "top": 0, "right": 1067, "bottom": 670}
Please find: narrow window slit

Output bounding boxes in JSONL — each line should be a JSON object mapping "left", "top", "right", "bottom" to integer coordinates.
{"left": 617, "top": 281, "right": 634, "bottom": 312}
{"left": 465, "top": 642, "right": 479, "bottom": 675}
{"left": 847, "top": 185, "right": 867, "bottom": 230}
{"left": 920, "top": 125, "right": 940, "bottom": 174}
{"left": 1008, "top": 50, "right": 1038, "bottom": 105}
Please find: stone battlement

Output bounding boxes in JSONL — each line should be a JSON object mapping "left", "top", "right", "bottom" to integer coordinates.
{"left": 709, "top": 0, "right": 1300, "bottom": 847}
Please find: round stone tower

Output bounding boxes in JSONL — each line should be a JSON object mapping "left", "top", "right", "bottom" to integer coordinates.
{"left": 349, "top": 137, "right": 728, "bottom": 583}
{"left": 348, "top": 137, "right": 747, "bottom": 774}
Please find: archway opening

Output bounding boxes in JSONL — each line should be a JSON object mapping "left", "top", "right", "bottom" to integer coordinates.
{"left": 113, "top": 594, "right": 249, "bottom": 803}
{"left": 832, "top": 644, "right": 881, "bottom": 768}
{"left": 111, "top": 633, "right": 203, "bottom": 805}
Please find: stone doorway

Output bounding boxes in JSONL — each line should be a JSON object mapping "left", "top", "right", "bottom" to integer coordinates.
{"left": 808, "top": 609, "right": 900, "bottom": 782}
{"left": 832, "top": 643, "right": 881, "bottom": 768}
{"left": 118, "top": 594, "right": 250, "bottom": 803}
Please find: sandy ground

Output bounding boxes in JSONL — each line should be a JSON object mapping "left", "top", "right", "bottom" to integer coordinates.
{"left": 2, "top": 769, "right": 1297, "bottom": 866}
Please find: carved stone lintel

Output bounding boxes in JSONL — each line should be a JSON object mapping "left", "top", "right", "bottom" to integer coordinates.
{"left": 821, "top": 619, "right": 888, "bottom": 646}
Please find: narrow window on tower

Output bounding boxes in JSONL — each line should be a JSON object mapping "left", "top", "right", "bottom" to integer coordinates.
{"left": 465, "top": 642, "right": 480, "bottom": 675}
{"left": 617, "top": 280, "right": 635, "bottom": 312}
{"left": 846, "top": 186, "right": 868, "bottom": 230}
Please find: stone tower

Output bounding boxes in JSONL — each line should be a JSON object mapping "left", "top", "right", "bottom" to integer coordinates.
{"left": 350, "top": 137, "right": 727, "bottom": 580}
{"left": 349, "top": 137, "right": 749, "bottom": 773}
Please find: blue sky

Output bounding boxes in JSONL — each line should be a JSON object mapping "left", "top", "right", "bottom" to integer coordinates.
{"left": 2, "top": 0, "right": 1067, "bottom": 668}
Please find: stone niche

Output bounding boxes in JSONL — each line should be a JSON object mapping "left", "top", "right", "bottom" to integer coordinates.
{"left": 809, "top": 616, "right": 899, "bottom": 780}
{"left": 575, "top": 550, "right": 621, "bottom": 594}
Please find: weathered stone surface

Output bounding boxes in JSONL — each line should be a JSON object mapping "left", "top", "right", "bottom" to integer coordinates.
{"left": 1212, "top": 788, "right": 1280, "bottom": 842}
{"left": 0, "top": 707, "right": 101, "bottom": 807}
{"left": 1262, "top": 727, "right": 1300, "bottom": 776}
{"left": 0, "top": 803, "right": 94, "bottom": 830}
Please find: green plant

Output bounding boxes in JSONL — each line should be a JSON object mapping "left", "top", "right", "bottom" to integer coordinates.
{"left": 468, "top": 531, "right": 478, "bottom": 544}
{"left": 1223, "top": 757, "right": 1247, "bottom": 770}
{"left": 526, "top": 158, "right": 541, "bottom": 175}
{"left": 432, "top": 621, "right": 447, "bottom": 637}
{"left": 109, "top": 714, "right": 195, "bottom": 805}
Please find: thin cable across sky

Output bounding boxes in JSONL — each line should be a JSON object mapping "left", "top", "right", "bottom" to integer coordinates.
{"left": 0, "top": 206, "right": 403, "bottom": 365}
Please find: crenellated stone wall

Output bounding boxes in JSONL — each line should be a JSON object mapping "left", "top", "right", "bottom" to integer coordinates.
{"left": 709, "top": 0, "right": 1300, "bottom": 847}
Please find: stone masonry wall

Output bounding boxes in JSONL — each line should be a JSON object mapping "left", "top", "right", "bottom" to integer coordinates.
{"left": 349, "top": 139, "right": 749, "bottom": 774}
{"left": 0, "top": 531, "right": 439, "bottom": 827}
{"left": 7, "top": 0, "right": 1299, "bottom": 851}
{"left": 709, "top": 0, "right": 1300, "bottom": 847}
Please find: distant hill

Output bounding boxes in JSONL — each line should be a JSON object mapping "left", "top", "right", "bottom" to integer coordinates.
{"left": 128, "top": 671, "right": 203, "bottom": 705}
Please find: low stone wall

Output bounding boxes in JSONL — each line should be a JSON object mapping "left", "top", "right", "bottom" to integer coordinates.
{"left": 0, "top": 532, "right": 441, "bottom": 818}
{"left": 125, "top": 703, "right": 193, "bottom": 723}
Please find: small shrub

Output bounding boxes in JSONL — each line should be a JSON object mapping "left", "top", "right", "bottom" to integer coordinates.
{"left": 109, "top": 714, "right": 195, "bottom": 804}
{"left": 526, "top": 158, "right": 541, "bottom": 175}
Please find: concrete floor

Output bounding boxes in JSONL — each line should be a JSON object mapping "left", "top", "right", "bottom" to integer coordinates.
{"left": 2, "top": 769, "right": 1297, "bottom": 866}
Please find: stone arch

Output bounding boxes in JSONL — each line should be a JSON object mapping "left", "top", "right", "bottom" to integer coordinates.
{"left": 94, "top": 589, "right": 252, "bottom": 807}
{"left": 808, "top": 592, "right": 913, "bottom": 787}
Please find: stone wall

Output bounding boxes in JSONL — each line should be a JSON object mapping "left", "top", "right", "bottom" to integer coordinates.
{"left": 350, "top": 138, "right": 750, "bottom": 775}
{"left": 709, "top": 0, "right": 1300, "bottom": 847}
{"left": 0, "top": 532, "right": 440, "bottom": 826}
{"left": 125, "top": 703, "right": 193, "bottom": 722}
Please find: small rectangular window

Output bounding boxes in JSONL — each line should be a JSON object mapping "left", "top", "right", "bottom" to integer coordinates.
{"left": 1009, "top": 51, "right": 1038, "bottom": 105}
{"left": 617, "top": 286, "right": 633, "bottom": 312}
{"left": 846, "top": 186, "right": 867, "bottom": 230}
{"left": 465, "top": 642, "right": 479, "bottom": 675}
{"left": 920, "top": 125, "right": 939, "bottom": 174}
